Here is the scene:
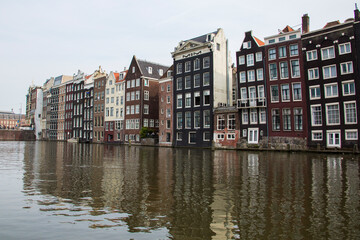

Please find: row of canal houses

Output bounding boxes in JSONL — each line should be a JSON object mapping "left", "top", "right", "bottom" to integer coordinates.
{"left": 26, "top": 9, "right": 360, "bottom": 151}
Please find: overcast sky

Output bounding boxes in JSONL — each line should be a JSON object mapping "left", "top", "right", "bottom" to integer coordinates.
{"left": 0, "top": 0, "right": 355, "bottom": 113}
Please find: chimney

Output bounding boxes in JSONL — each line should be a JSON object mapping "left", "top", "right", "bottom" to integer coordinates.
{"left": 355, "top": 3, "right": 360, "bottom": 22}
{"left": 302, "top": 14, "right": 310, "bottom": 34}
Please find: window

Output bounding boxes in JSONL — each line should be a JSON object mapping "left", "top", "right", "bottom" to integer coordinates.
{"left": 256, "top": 69, "right": 264, "bottom": 81}
{"left": 308, "top": 68, "right": 319, "bottom": 80}
{"left": 135, "top": 105, "right": 139, "bottom": 114}
{"left": 217, "top": 115, "right": 225, "bottom": 130}
{"left": 176, "top": 132, "right": 182, "bottom": 141}
{"left": 204, "top": 90, "right": 210, "bottom": 105}
{"left": 131, "top": 91, "right": 135, "bottom": 101}
{"left": 242, "top": 129, "right": 247, "bottom": 137}
{"left": 144, "top": 90, "right": 149, "bottom": 100}
{"left": 132, "top": 66, "right": 135, "bottom": 73}
{"left": 194, "top": 111, "right": 200, "bottom": 128}
{"left": 189, "top": 132, "right": 196, "bottom": 144}
{"left": 239, "top": 55, "right": 245, "bottom": 65}
{"left": 247, "top": 70, "right": 255, "bottom": 82}
{"left": 243, "top": 41, "right": 251, "bottom": 49}
{"left": 185, "top": 61, "right": 191, "bottom": 72}
{"left": 312, "top": 131, "right": 323, "bottom": 141}
{"left": 166, "top": 120, "right": 171, "bottom": 129}
{"left": 204, "top": 110, "right": 210, "bottom": 128}
{"left": 340, "top": 62, "right": 353, "bottom": 75}
{"left": 282, "top": 108, "right": 291, "bottom": 130}
{"left": 177, "top": 94, "right": 182, "bottom": 108}
{"left": 135, "top": 91, "right": 140, "bottom": 100}
{"left": 307, "top": 50, "right": 318, "bottom": 61}
{"left": 176, "top": 77, "right": 182, "bottom": 90}
{"left": 342, "top": 81, "right": 355, "bottom": 96}
{"left": 345, "top": 130, "right": 358, "bottom": 140}
{"left": 339, "top": 42, "right": 351, "bottom": 55}
{"left": 258, "top": 85, "right": 265, "bottom": 101}
{"left": 185, "top": 93, "right": 191, "bottom": 108}
{"left": 185, "top": 112, "right": 191, "bottom": 128}
{"left": 290, "top": 44, "right": 298, "bottom": 56}
{"left": 242, "top": 110, "right": 248, "bottom": 124}
{"left": 270, "top": 85, "right": 279, "bottom": 102}
{"left": 194, "top": 58, "right": 200, "bottom": 70}
{"left": 269, "top": 63, "right": 278, "bottom": 80}
{"left": 248, "top": 128, "right": 258, "bottom": 144}
{"left": 144, "top": 79, "right": 149, "bottom": 86}
{"left": 136, "top": 78, "right": 140, "bottom": 87}
{"left": 239, "top": 71, "right": 246, "bottom": 83}
{"left": 185, "top": 76, "right": 191, "bottom": 89}
{"left": 278, "top": 46, "right": 286, "bottom": 58}
{"left": 294, "top": 108, "right": 303, "bottom": 130}
{"left": 292, "top": 83, "right": 302, "bottom": 101}
{"left": 143, "top": 119, "right": 148, "bottom": 127}
{"left": 269, "top": 48, "right": 276, "bottom": 60}
{"left": 324, "top": 83, "right": 338, "bottom": 98}
{"left": 311, "top": 105, "right": 322, "bottom": 126}
{"left": 203, "top": 72, "right": 210, "bottom": 86}
{"left": 272, "top": 109, "right": 280, "bottom": 130}
{"left": 280, "top": 62, "right": 289, "bottom": 79}
{"left": 250, "top": 109, "right": 258, "bottom": 124}
{"left": 279, "top": 36, "right": 286, "bottom": 42}
{"left": 227, "top": 133, "right": 235, "bottom": 140}
{"left": 203, "top": 57, "right": 210, "bottom": 68}
{"left": 326, "top": 103, "right": 340, "bottom": 125}
{"left": 176, "top": 112, "right": 182, "bottom": 129}
{"left": 256, "top": 52, "right": 262, "bottom": 62}
{"left": 290, "top": 60, "right": 300, "bottom": 78}
{"left": 217, "top": 134, "right": 225, "bottom": 140}
{"left": 159, "top": 69, "right": 163, "bottom": 76}
{"left": 281, "top": 84, "right": 290, "bottom": 102}
{"left": 344, "top": 101, "right": 357, "bottom": 124}
{"left": 177, "top": 63, "right": 182, "bottom": 74}
{"left": 327, "top": 130, "right": 341, "bottom": 148}
{"left": 309, "top": 85, "right": 321, "bottom": 100}
{"left": 131, "top": 79, "right": 135, "bottom": 88}
{"left": 167, "top": 95, "right": 171, "bottom": 103}
{"left": 259, "top": 108, "right": 266, "bottom": 124}
{"left": 247, "top": 54, "right": 254, "bottom": 66}
{"left": 193, "top": 74, "right": 200, "bottom": 88}
{"left": 323, "top": 65, "right": 337, "bottom": 79}
{"left": 194, "top": 92, "right": 200, "bottom": 106}
{"left": 321, "top": 46, "right": 335, "bottom": 60}
{"left": 228, "top": 114, "right": 236, "bottom": 130}
{"left": 240, "top": 87, "right": 247, "bottom": 102}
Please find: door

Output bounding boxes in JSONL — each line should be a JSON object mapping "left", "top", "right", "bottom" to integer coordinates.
{"left": 248, "top": 128, "right": 259, "bottom": 144}
{"left": 327, "top": 131, "right": 341, "bottom": 148}
{"left": 249, "top": 87, "right": 257, "bottom": 107}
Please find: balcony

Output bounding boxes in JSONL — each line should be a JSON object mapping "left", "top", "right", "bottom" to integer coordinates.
{"left": 237, "top": 97, "right": 266, "bottom": 109}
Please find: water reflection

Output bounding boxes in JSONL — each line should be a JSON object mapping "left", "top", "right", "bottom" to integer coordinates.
{"left": 19, "top": 142, "right": 360, "bottom": 239}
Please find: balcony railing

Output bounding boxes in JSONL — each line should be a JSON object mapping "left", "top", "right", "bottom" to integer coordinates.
{"left": 237, "top": 97, "right": 266, "bottom": 109}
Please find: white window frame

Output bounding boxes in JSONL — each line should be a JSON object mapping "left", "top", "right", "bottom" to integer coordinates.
{"left": 256, "top": 68, "right": 264, "bottom": 81}
{"left": 289, "top": 44, "right": 299, "bottom": 56}
{"left": 321, "top": 46, "right": 335, "bottom": 60}
{"left": 292, "top": 82, "right": 302, "bottom": 101}
{"left": 259, "top": 108, "right": 266, "bottom": 124}
{"left": 339, "top": 42, "right": 351, "bottom": 55}
{"left": 290, "top": 59, "right": 300, "bottom": 78}
{"left": 311, "top": 104, "right": 322, "bottom": 126}
{"left": 342, "top": 80, "right": 355, "bottom": 96}
{"left": 306, "top": 50, "right": 318, "bottom": 61}
{"left": 248, "top": 128, "right": 259, "bottom": 144}
{"left": 324, "top": 83, "right": 338, "bottom": 98}
{"left": 255, "top": 52, "right": 262, "bottom": 62}
{"left": 326, "top": 130, "right": 341, "bottom": 148}
{"left": 239, "top": 71, "right": 246, "bottom": 83}
{"left": 227, "top": 133, "right": 236, "bottom": 140}
{"left": 247, "top": 54, "right": 254, "bottom": 66}
{"left": 281, "top": 84, "right": 290, "bottom": 102}
{"left": 247, "top": 70, "right": 255, "bottom": 82}
{"left": 325, "top": 103, "right": 340, "bottom": 126}
{"left": 242, "top": 109, "right": 248, "bottom": 124}
{"left": 309, "top": 85, "right": 321, "bottom": 100}
{"left": 238, "top": 55, "right": 245, "bottom": 65}
{"left": 308, "top": 68, "right": 319, "bottom": 80}
{"left": 270, "top": 85, "right": 279, "bottom": 103}
{"left": 344, "top": 101, "right": 357, "bottom": 124}
{"left": 311, "top": 130, "right": 323, "bottom": 141}
{"left": 345, "top": 129, "right": 358, "bottom": 140}
{"left": 322, "top": 65, "right": 337, "bottom": 79}
{"left": 340, "top": 61, "right": 353, "bottom": 75}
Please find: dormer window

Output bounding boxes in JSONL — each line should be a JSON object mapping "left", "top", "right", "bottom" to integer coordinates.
{"left": 207, "top": 35, "right": 212, "bottom": 41}
{"left": 159, "top": 69, "right": 163, "bottom": 76}
{"left": 167, "top": 70, "right": 172, "bottom": 77}
{"left": 148, "top": 67, "right": 152, "bottom": 74}
{"left": 119, "top": 73, "right": 124, "bottom": 80}
{"left": 243, "top": 41, "right": 251, "bottom": 49}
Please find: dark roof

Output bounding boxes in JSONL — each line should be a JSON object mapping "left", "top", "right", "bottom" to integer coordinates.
{"left": 323, "top": 20, "right": 341, "bottom": 28}
{"left": 187, "top": 29, "right": 219, "bottom": 43}
{"left": 160, "top": 65, "right": 174, "bottom": 79}
{"left": 137, "top": 59, "right": 169, "bottom": 79}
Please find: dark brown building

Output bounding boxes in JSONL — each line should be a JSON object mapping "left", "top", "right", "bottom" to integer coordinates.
{"left": 123, "top": 56, "right": 168, "bottom": 143}
{"left": 93, "top": 71, "right": 107, "bottom": 143}
{"left": 302, "top": 11, "right": 360, "bottom": 149}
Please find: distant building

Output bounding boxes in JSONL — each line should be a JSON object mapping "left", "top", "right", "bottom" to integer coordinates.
{"left": 158, "top": 66, "right": 173, "bottom": 146}
{"left": 93, "top": 68, "right": 107, "bottom": 143}
{"left": 83, "top": 74, "right": 94, "bottom": 142}
{"left": 123, "top": 56, "right": 168, "bottom": 143}
{"left": 65, "top": 79, "right": 74, "bottom": 140}
{"left": 0, "top": 111, "right": 25, "bottom": 130}
{"left": 172, "top": 28, "right": 231, "bottom": 147}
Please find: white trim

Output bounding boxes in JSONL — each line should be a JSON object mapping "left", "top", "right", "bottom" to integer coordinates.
{"left": 324, "top": 82, "right": 338, "bottom": 98}
{"left": 338, "top": 42, "right": 351, "bottom": 55}
{"left": 326, "top": 130, "right": 341, "bottom": 148}
{"left": 340, "top": 61, "right": 353, "bottom": 75}
{"left": 321, "top": 46, "right": 335, "bottom": 60}
{"left": 292, "top": 82, "right": 302, "bottom": 101}
{"left": 308, "top": 68, "right": 319, "bottom": 80}
{"left": 248, "top": 128, "right": 259, "bottom": 144}
{"left": 342, "top": 80, "right": 355, "bottom": 96}
{"left": 309, "top": 85, "right": 321, "bottom": 100}
{"left": 345, "top": 129, "right": 358, "bottom": 140}
{"left": 343, "top": 101, "right": 357, "bottom": 124}
{"left": 311, "top": 130, "right": 323, "bottom": 141}
{"left": 311, "top": 104, "right": 322, "bottom": 126}
{"left": 325, "top": 102, "right": 340, "bottom": 126}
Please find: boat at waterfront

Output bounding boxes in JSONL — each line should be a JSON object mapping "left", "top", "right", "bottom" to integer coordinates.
{"left": 67, "top": 137, "right": 79, "bottom": 143}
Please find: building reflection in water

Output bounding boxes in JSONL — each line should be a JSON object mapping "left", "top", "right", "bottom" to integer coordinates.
{"left": 22, "top": 142, "right": 360, "bottom": 239}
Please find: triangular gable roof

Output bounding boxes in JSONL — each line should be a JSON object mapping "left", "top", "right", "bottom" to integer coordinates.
{"left": 282, "top": 25, "right": 294, "bottom": 33}
{"left": 253, "top": 36, "right": 265, "bottom": 46}
{"left": 323, "top": 20, "right": 341, "bottom": 28}
{"left": 113, "top": 72, "right": 119, "bottom": 81}
{"left": 137, "top": 59, "right": 169, "bottom": 79}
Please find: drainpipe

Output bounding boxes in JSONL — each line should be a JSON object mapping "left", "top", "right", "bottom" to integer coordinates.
{"left": 226, "top": 39, "right": 230, "bottom": 105}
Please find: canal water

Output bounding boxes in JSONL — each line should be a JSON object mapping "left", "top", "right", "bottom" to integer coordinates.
{"left": 0, "top": 141, "right": 359, "bottom": 240}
